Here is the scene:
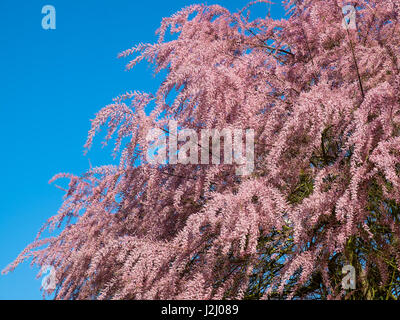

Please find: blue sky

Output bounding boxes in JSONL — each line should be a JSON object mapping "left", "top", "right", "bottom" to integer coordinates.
{"left": 0, "top": 0, "right": 285, "bottom": 299}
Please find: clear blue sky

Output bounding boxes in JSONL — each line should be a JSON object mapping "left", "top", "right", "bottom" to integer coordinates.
{"left": 0, "top": 0, "right": 285, "bottom": 299}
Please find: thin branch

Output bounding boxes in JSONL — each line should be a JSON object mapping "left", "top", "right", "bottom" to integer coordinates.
{"left": 341, "top": 6, "right": 365, "bottom": 99}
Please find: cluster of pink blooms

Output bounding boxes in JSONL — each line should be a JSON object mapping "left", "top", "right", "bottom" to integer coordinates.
{"left": 3, "top": 0, "right": 400, "bottom": 299}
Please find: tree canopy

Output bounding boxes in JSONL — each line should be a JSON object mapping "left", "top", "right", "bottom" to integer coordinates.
{"left": 3, "top": 0, "right": 400, "bottom": 300}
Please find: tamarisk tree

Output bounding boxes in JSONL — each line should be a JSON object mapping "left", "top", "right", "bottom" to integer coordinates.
{"left": 3, "top": 0, "right": 400, "bottom": 299}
